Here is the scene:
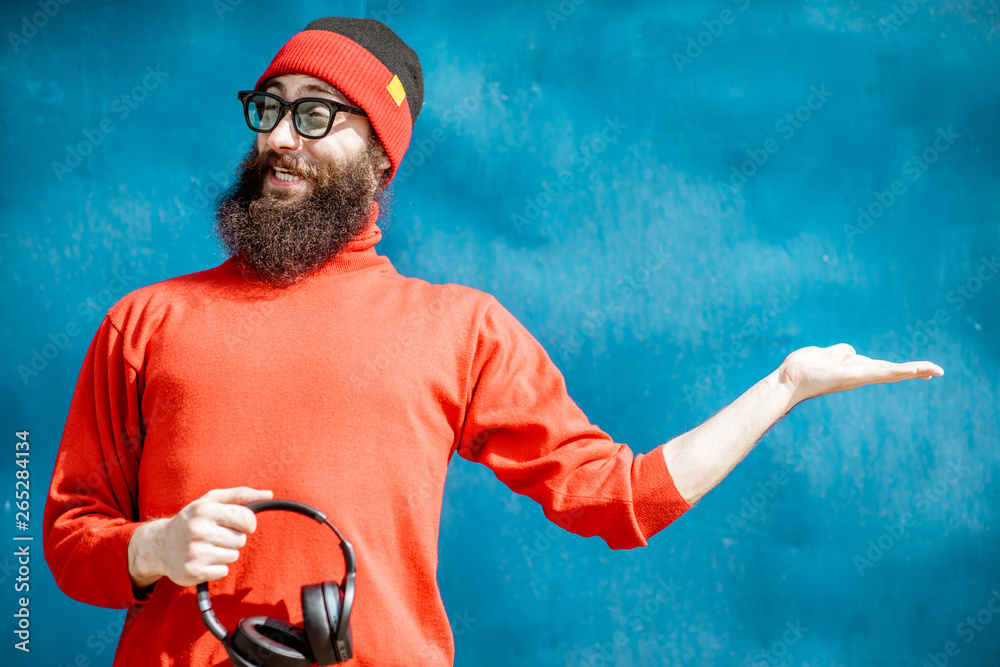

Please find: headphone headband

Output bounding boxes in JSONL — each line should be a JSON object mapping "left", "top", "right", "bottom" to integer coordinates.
{"left": 196, "top": 499, "right": 356, "bottom": 648}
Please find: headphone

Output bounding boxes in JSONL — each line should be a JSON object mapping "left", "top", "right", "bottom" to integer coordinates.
{"left": 196, "top": 499, "right": 356, "bottom": 667}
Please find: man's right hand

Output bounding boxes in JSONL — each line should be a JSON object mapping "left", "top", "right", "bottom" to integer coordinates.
{"left": 127, "top": 487, "right": 273, "bottom": 590}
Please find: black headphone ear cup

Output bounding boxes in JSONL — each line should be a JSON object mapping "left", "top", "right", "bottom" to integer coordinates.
{"left": 222, "top": 639, "right": 259, "bottom": 667}
{"left": 229, "top": 616, "right": 315, "bottom": 667}
{"left": 322, "top": 581, "right": 353, "bottom": 663}
{"left": 302, "top": 583, "right": 340, "bottom": 665}
{"left": 342, "top": 621, "right": 354, "bottom": 660}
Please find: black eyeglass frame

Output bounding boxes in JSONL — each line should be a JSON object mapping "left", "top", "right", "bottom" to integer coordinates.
{"left": 237, "top": 90, "right": 369, "bottom": 139}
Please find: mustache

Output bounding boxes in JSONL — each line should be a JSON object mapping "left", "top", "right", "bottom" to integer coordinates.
{"left": 243, "top": 147, "right": 322, "bottom": 181}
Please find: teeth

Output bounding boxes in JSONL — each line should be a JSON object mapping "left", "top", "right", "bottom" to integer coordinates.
{"left": 273, "top": 167, "right": 304, "bottom": 183}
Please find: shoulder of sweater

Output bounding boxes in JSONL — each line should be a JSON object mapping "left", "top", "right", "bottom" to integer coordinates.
{"left": 103, "top": 259, "right": 235, "bottom": 333}
{"left": 386, "top": 274, "right": 501, "bottom": 317}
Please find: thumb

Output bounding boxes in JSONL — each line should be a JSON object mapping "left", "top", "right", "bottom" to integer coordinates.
{"left": 201, "top": 487, "right": 274, "bottom": 505}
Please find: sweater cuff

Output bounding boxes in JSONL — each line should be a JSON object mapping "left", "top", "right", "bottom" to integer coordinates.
{"left": 631, "top": 443, "right": 693, "bottom": 541}
{"left": 89, "top": 521, "right": 159, "bottom": 607}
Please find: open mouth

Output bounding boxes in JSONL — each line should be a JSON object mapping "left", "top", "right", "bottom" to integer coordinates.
{"left": 270, "top": 165, "right": 308, "bottom": 186}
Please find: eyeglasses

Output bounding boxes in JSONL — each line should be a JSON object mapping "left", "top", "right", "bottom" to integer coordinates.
{"left": 237, "top": 90, "right": 368, "bottom": 139}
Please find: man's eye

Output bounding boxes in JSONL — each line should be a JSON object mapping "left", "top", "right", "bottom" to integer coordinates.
{"left": 300, "top": 102, "right": 331, "bottom": 119}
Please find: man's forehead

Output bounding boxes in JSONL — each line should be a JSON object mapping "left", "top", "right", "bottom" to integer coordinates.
{"left": 264, "top": 74, "right": 348, "bottom": 100}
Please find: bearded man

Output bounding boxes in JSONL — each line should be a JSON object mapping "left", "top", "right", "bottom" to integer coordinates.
{"left": 215, "top": 78, "right": 394, "bottom": 288}
{"left": 42, "top": 16, "right": 942, "bottom": 667}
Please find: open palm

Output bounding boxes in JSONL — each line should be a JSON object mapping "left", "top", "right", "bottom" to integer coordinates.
{"left": 780, "top": 343, "right": 944, "bottom": 406}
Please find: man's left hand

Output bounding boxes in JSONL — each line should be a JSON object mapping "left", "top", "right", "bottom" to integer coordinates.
{"left": 778, "top": 343, "right": 944, "bottom": 408}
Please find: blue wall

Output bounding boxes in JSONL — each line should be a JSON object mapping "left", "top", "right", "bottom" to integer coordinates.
{"left": 2, "top": 0, "right": 998, "bottom": 664}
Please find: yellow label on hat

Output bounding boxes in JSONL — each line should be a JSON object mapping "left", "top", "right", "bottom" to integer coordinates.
{"left": 386, "top": 74, "right": 406, "bottom": 107}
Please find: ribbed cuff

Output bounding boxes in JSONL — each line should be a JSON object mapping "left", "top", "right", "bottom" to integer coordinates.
{"left": 631, "top": 443, "right": 693, "bottom": 542}
{"left": 87, "top": 521, "right": 159, "bottom": 608}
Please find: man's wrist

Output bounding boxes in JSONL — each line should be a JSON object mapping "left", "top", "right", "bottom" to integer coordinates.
{"left": 661, "top": 366, "right": 802, "bottom": 505}
{"left": 128, "top": 519, "right": 167, "bottom": 591}
{"left": 770, "top": 363, "right": 802, "bottom": 414}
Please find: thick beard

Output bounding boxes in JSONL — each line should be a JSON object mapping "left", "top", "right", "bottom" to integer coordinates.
{"left": 214, "top": 137, "right": 394, "bottom": 287}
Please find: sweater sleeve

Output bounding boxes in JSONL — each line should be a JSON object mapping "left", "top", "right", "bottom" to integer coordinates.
{"left": 456, "top": 296, "right": 692, "bottom": 550}
{"left": 43, "top": 315, "right": 154, "bottom": 609}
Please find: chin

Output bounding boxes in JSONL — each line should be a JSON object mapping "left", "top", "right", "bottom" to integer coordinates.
{"left": 263, "top": 181, "right": 310, "bottom": 200}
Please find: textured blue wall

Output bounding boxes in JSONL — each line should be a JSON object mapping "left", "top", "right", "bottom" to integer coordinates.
{"left": 2, "top": 0, "right": 998, "bottom": 665}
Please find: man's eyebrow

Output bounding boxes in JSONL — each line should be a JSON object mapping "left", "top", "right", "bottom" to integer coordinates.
{"left": 301, "top": 82, "right": 344, "bottom": 97}
{"left": 265, "top": 80, "right": 347, "bottom": 100}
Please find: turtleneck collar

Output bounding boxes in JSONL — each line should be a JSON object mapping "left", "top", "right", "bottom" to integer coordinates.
{"left": 227, "top": 199, "right": 392, "bottom": 283}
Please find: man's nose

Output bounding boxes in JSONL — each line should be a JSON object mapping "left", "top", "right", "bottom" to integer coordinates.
{"left": 266, "top": 110, "right": 301, "bottom": 152}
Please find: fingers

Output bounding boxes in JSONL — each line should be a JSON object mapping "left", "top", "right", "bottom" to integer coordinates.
{"left": 183, "top": 511, "right": 248, "bottom": 547}
{"left": 206, "top": 525, "right": 249, "bottom": 550}
{"left": 903, "top": 361, "right": 945, "bottom": 376}
{"left": 163, "top": 487, "right": 274, "bottom": 587}
{"left": 162, "top": 522, "right": 247, "bottom": 587}
{"left": 176, "top": 524, "right": 248, "bottom": 586}
{"left": 187, "top": 541, "right": 241, "bottom": 566}
{"left": 828, "top": 345, "right": 943, "bottom": 380}
{"left": 838, "top": 359, "right": 904, "bottom": 385}
{"left": 201, "top": 486, "right": 273, "bottom": 505}
{"left": 195, "top": 565, "right": 232, "bottom": 583}
{"left": 196, "top": 487, "right": 272, "bottom": 535}
{"left": 861, "top": 360, "right": 943, "bottom": 385}
{"left": 213, "top": 503, "right": 258, "bottom": 536}
{"left": 181, "top": 544, "right": 241, "bottom": 585}
{"left": 201, "top": 545, "right": 242, "bottom": 567}
{"left": 867, "top": 359, "right": 944, "bottom": 378}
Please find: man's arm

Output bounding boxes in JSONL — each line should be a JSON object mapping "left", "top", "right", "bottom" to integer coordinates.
{"left": 44, "top": 313, "right": 272, "bottom": 604}
{"left": 43, "top": 316, "right": 148, "bottom": 609}
{"left": 455, "top": 296, "right": 692, "bottom": 550}
{"left": 662, "top": 343, "right": 944, "bottom": 505}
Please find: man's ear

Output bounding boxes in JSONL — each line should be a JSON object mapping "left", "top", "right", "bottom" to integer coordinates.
{"left": 376, "top": 144, "right": 391, "bottom": 187}
{"left": 368, "top": 135, "right": 391, "bottom": 187}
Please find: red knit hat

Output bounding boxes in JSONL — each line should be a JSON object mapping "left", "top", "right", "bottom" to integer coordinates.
{"left": 255, "top": 17, "right": 424, "bottom": 186}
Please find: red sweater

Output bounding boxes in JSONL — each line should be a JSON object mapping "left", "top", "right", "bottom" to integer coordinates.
{"left": 43, "top": 204, "right": 692, "bottom": 666}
